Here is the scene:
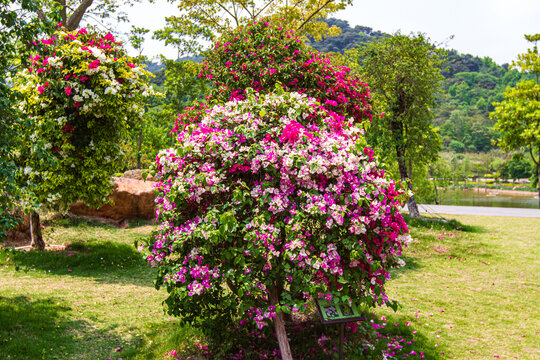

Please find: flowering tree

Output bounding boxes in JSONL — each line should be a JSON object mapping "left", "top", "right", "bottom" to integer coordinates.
{"left": 11, "top": 27, "right": 155, "bottom": 248}
{"left": 147, "top": 85, "right": 410, "bottom": 357}
{"left": 200, "top": 20, "right": 373, "bottom": 123}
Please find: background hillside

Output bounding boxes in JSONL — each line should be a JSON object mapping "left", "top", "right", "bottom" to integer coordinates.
{"left": 308, "top": 19, "right": 534, "bottom": 154}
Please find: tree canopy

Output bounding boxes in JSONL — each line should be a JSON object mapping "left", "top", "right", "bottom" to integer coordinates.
{"left": 155, "top": 0, "right": 352, "bottom": 44}
{"left": 348, "top": 33, "right": 445, "bottom": 217}
{"left": 491, "top": 34, "right": 540, "bottom": 206}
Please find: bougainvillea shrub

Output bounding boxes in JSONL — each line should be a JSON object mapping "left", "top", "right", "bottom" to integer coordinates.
{"left": 201, "top": 19, "right": 374, "bottom": 123}
{"left": 11, "top": 27, "right": 154, "bottom": 209}
{"left": 146, "top": 88, "right": 410, "bottom": 349}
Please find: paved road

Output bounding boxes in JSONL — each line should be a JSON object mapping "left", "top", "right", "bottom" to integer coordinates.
{"left": 403, "top": 204, "right": 540, "bottom": 218}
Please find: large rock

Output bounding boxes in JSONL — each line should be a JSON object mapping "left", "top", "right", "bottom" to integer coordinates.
{"left": 69, "top": 176, "right": 157, "bottom": 222}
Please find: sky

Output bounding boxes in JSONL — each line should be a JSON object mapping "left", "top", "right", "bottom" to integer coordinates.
{"left": 117, "top": 0, "right": 540, "bottom": 65}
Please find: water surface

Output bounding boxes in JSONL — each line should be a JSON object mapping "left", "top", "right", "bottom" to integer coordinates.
{"left": 431, "top": 188, "right": 538, "bottom": 209}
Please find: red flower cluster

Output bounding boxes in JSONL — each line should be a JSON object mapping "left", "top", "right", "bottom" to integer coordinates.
{"left": 202, "top": 19, "right": 374, "bottom": 123}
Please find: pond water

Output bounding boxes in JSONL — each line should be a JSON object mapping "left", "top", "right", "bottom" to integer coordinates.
{"left": 430, "top": 188, "right": 539, "bottom": 209}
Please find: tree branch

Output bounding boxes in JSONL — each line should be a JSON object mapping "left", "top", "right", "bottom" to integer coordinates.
{"left": 216, "top": 2, "right": 239, "bottom": 28}
{"left": 297, "top": 0, "right": 334, "bottom": 31}
{"left": 196, "top": 7, "right": 227, "bottom": 33}
{"left": 254, "top": 0, "right": 277, "bottom": 19}
{"left": 236, "top": 0, "right": 254, "bottom": 19}
{"left": 529, "top": 144, "right": 539, "bottom": 166}
{"left": 66, "top": 0, "right": 95, "bottom": 31}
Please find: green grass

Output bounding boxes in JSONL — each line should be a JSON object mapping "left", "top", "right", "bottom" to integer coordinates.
{"left": 0, "top": 215, "right": 539, "bottom": 359}
{"left": 376, "top": 214, "right": 540, "bottom": 359}
{"left": 0, "top": 218, "right": 203, "bottom": 360}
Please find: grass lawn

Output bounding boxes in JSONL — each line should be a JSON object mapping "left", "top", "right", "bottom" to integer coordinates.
{"left": 0, "top": 214, "right": 538, "bottom": 359}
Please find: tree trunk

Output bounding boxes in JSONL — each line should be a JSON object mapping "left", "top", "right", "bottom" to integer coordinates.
{"left": 137, "top": 127, "right": 142, "bottom": 169}
{"left": 30, "top": 211, "right": 45, "bottom": 250}
{"left": 66, "top": 0, "right": 95, "bottom": 30}
{"left": 58, "top": 0, "right": 67, "bottom": 24}
{"left": 396, "top": 149, "right": 420, "bottom": 218}
{"left": 433, "top": 180, "right": 439, "bottom": 205}
{"left": 270, "top": 286, "right": 293, "bottom": 360}
{"left": 538, "top": 148, "right": 540, "bottom": 209}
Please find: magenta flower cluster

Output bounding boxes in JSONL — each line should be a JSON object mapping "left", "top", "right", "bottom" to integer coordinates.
{"left": 201, "top": 19, "right": 374, "bottom": 122}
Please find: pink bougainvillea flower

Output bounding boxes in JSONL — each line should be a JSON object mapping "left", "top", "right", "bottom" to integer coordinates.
{"left": 104, "top": 33, "right": 115, "bottom": 42}
{"left": 126, "top": 62, "right": 136, "bottom": 68}
{"left": 65, "top": 86, "right": 72, "bottom": 96}
{"left": 280, "top": 121, "right": 304, "bottom": 143}
{"left": 88, "top": 59, "right": 100, "bottom": 69}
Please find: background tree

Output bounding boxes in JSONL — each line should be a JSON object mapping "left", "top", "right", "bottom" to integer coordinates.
{"left": 153, "top": 15, "right": 210, "bottom": 114}
{"left": 156, "top": 0, "right": 352, "bottom": 44}
{"left": 0, "top": 0, "right": 57, "bottom": 239}
{"left": 491, "top": 34, "right": 540, "bottom": 207}
{"left": 127, "top": 25, "right": 150, "bottom": 169}
{"left": 348, "top": 33, "right": 445, "bottom": 217}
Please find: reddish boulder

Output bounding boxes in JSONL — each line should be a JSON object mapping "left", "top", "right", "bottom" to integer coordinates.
{"left": 69, "top": 177, "right": 157, "bottom": 221}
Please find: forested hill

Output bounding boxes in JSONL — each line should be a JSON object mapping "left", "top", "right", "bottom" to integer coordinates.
{"left": 309, "top": 19, "right": 533, "bottom": 153}
{"left": 306, "top": 18, "right": 387, "bottom": 52}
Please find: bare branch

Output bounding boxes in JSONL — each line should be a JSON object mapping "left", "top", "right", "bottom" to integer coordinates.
{"left": 216, "top": 2, "right": 239, "bottom": 26}
{"left": 237, "top": 1, "right": 255, "bottom": 19}
{"left": 297, "top": 0, "right": 334, "bottom": 31}
{"left": 254, "top": 0, "right": 277, "bottom": 18}
{"left": 196, "top": 6, "right": 228, "bottom": 33}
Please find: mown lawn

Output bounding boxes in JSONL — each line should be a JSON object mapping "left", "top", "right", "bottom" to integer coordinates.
{"left": 0, "top": 214, "right": 538, "bottom": 359}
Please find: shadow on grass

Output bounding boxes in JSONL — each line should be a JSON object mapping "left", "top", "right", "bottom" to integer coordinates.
{"left": 0, "top": 295, "right": 128, "bottom": 360}
{"left": 136, "top": 311, "right": 444, "bottom": 360}
{"left": 1, "top": 240, "right": 155, "bottom": 287}
{"left": 402, "top": 213, "right": 495, "bottom": 264}
{"left": 389, "top": 254, "right": 422, "bottom": 280}
{"left": 402, "top": 214, "right": 486, "bottom": 234}
{"left": 46, "top": 216, "right": 155, "bottom": 229}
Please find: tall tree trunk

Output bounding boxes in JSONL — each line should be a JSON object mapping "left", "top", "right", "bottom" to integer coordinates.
{"left": 66, "top": 0, "right": 95, "bottom": 30}
{"left": 270, "top": 285, "right": 293, "bottom": 360}
{"left": 30, "top": 211, "right": 45, "bottom": 250}
{"left": 137, "top": 127, "right": 142, "bottom": 169}
{"left": 433, "top": 180, "right": 439, "bottom": 205}
{"left": 59, "top": 0, "right": 67, "bottom": 24}
{"left": 396, "top": 149, "right": 421, "bottom": 218}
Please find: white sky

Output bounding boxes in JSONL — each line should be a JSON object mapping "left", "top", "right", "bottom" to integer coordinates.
{"left": 113, "top": 0, "right": 540, "bottom": 65}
